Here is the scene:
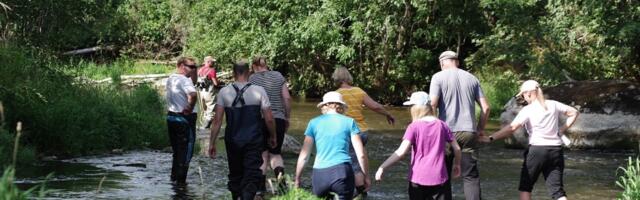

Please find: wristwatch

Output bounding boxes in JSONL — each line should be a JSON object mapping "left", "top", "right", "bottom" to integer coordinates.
{"left": 489, "top": 136, "right": 494, "bottom": 142}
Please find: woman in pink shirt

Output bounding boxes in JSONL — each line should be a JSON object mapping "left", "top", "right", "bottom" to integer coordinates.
{"left": 375, "top": 91, "right": 461, "bottom": 200}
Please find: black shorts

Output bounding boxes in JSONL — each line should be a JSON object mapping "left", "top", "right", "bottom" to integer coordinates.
{"left": 519, "top": 145, "right": 566, "bottom": 199}
{"left": 312, "top": 163, "right": 354, "bottom": 199}
{"left": 408, "top": 182, "right": 446, "bottom": 200}
{"left": 262, "top": 118, "right": 286, "bottom": 154}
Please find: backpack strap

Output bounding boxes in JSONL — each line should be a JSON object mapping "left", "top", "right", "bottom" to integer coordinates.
{"left": 231, "top": 83, "right": 252, "bottom": 107}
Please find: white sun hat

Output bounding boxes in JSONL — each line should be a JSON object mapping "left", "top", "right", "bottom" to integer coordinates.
{"left": 403, "top": 91, "right": 430, "bottom": 106}
{"left": 317, "top": 91, "right": 347, "bottom": 107}
{"left": 516, "top": 80, "right": 540, "bottom": 96}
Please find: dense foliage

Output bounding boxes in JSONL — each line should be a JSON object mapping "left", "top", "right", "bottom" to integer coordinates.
{"left": 2, "top": 0, "right": 638, "bottom": 104}
{"left": 0, "top": 46, "right": 168, "bottom": 160}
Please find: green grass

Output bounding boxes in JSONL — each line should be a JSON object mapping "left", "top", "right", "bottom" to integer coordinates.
{"left": 617, "top": 156, "right": 640, "bottom": 200}
{"left": 0, "top": 45, "right": 168, "bottom": 160}
{"left": 66, "top": 59, "right": 174, "bottom": 80}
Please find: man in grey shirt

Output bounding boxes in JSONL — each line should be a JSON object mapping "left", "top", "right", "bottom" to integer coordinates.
{"left": 429, "top": 51, "right": 490, "bottom": 200}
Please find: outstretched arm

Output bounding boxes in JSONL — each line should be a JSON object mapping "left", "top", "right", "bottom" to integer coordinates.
{"left": 375, "top": 140, "right": 411, "bottom": 182}
{"left": 363, "top": 94, "right": 395, "bottom": 125}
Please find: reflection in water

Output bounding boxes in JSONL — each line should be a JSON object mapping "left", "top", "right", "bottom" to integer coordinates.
{"left": 15, "top": 98, "right": 633, "bottom": 199}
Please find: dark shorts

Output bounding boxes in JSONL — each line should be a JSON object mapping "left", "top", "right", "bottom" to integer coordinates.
{"left": 519, "top": 145, "right": 566, "bottom": 200}
{"left": 262, "top": 118, "right": 286, "bottom": 154}
{"left": 408, "top": 182, "right": 446, "bottom": 200}
{"left": 312, "top": 163, "right": 355, "bottom": 200}
{"left": 349, "top": 132, "right": 369, "bottom": 173}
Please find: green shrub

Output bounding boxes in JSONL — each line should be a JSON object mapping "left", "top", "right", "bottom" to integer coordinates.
{"left": 477, "top": 69, "right": 520, "bottom": 118}
{"left": 0, "top": 45, "right": 168, "bottom": 159}
{"left": 617, "top": 157, "right": 640, "bottom": 200}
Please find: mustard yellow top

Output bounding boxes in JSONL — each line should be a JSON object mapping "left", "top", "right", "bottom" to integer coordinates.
{"left": 337, "top": 87, "right": 368, "bottom": 131}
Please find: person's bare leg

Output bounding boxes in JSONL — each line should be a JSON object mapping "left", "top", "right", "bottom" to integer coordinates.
{"left": 520, "top": 191, "right": 531, "bottom": 200}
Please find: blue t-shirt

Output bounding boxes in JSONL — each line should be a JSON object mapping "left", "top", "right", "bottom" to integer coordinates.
{"left": 304, "top": 113, "right": 360, "bottom": 169}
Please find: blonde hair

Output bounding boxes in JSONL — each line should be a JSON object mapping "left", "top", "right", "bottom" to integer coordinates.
{"left": 332, "top": 67, "right": 353, "bottom": 85}
{"left": 410, "top": 105, "right": 434, "bottom": 121}
{"left": 534, "top": 87, "right": 547, "bottom": 110}
{"left": 320, "top": 103, "right": 346, "bottom": 114}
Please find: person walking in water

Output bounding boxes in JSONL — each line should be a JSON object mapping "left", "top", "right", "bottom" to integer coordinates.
{"left": 295, "top": 91, "right": 370, "bottom": 200}
{"left": 429, "top": 50, "right": 490, "bottom": 200}
{"left": 196, "top": 56, "right": 219, "bottom": 128}
{"left": 480, "top": 80, "right": 578, "bottom": 200}
{"left": 332, "top": 66, "right": 395, "bottom": 198}
{"left": 376, "top": 91, "right": 462, "bottom": 200}
{"left": 249, "top": 56, "right": 292, "bottom": 195}
{"left": 166, "top": 57, "right": 198, "bottom": 185}
{"left": 208, "top": 60, "right": 277, "bottom": 200}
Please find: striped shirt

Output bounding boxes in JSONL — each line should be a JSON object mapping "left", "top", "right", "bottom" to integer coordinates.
{"left": 337, "top": 87, "right": 368, "bottom": 131}
{"left": 249, "top": 70, "right": 287, "bottom": 119}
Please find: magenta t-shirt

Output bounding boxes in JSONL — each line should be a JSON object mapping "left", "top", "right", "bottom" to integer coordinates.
{"left": 403, "top": 119, "right": 454, "bottom": 186}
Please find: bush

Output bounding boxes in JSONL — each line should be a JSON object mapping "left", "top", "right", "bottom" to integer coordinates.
{"left": 617, "top": 157, "right": 640, "bottom": 200}
{"left": 477, "top": 69, "right": 520, "bottom": 118}
{"left": 0, "top": 45, "right": 168, "bottom": 159}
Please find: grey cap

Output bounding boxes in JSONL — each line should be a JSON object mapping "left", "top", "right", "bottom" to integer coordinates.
{"left": 439, "top": 51, "right": 458, "bottom": 61}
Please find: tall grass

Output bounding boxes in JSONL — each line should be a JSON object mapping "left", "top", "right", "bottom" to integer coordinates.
{"left": 617, "top": 156, "right": 640, "bottom": 200}
{"left": 0, "top": 45, "right": 168, "bottom": 160}
{"left": 66, "top": 59, "right": 174, "bottom": 80}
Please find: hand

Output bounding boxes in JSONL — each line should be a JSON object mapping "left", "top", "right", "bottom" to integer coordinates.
{"left": 452, "top": 164, "right": 461, "bottom": 178}
{"left": 181, "top": 106, "right": 193, "bottom": 115}
{"left": 208, "top": 145, "right": 217, "bottom": 159}
{"left": 375, "top": 168, "right": 384, "bottom": 182}
{"left": 270, "top": 136, "right": 277, "bottom": 149}
{"left": 477, "top": 130, "right": 485, "bottom": 137}
{"left": 294, "top": 177, "right": 301, "bottom": 188}
{"left": 478, "top": 135, "right": 491, "bottom": 143}
{"left": 363, "top": 176, "right": 372, "bottom": 191}
{"left": 386, "top": 114, "right": 395, "bottom": 125}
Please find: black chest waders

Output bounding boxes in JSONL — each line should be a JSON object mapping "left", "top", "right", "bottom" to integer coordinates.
{"left": 223, "top": 83, "right": 265, "bottom": 200}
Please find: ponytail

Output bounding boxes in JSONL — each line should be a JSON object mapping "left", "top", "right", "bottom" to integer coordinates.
{"left": 536, "top": 87, "right": 547, "bottom": 110}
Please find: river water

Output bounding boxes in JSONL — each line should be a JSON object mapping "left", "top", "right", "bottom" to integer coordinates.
{"left": 15, "top": 98, "right": 633, "bottom": 199}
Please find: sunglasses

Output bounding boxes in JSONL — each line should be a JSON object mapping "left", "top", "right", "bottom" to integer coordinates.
{"left": 184, "top": 64, "right": 197, "bottom": 69}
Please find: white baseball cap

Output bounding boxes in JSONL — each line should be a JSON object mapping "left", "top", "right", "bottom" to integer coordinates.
{"left": 516, "top": 80, "right": 540, "bottom": 96}
{"left": 317, "top": 91, "right": 347, "bottom": 107}
{"left": 403, "top": 91, "right": 430, "bottom": 106}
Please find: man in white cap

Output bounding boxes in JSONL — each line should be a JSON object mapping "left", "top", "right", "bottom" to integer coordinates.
{"left": 429, "top": 50, "right": 490, "bottom": 200}
{"left": 196, "top": 56, "right": 219, "bottom": 128}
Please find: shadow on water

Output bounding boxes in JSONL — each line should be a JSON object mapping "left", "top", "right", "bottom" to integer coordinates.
{"left": 15, "top": 98, "right": 634, "bottom": 199}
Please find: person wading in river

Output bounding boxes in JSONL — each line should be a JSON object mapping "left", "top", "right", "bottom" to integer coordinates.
{"left": 480, "top": 80, "right": 578, "bottom": 200}
{"left": 208, "top": 60, "right": 277, "bottom": 200}
{"left": 166, "top": 57, "right": 198, "bottom": 185}
{"left": 249, "top": 55, "right": 292, "bottom": 196}
{"left": 332, "top": 66, "right": 395, "bottom": 198}
{"left": 429, "top": 50, "right": 490, "bottom": 200}
{"left": 196, "top": 56, "right": 219, "bottom": 129}
{"left": 295, "top": 91, "right": 370, "bottom": 200}
{"left": 375, "top": 91, "right": 462, "bottom": 200}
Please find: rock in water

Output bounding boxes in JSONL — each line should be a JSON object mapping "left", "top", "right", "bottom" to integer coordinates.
{"left": 500, "top": 80, "right": 640, "bottom": 149}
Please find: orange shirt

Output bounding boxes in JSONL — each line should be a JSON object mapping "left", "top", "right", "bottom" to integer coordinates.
{"left": 337, "top": 87, "right": 368, "bottom": 131}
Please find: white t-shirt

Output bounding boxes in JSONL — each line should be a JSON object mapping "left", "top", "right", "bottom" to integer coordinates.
{"left": 512, "top": 100, "right": 572, "bottom": 146}
{"left": 166, "top": 74, "right": 197, "bottom": 113}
